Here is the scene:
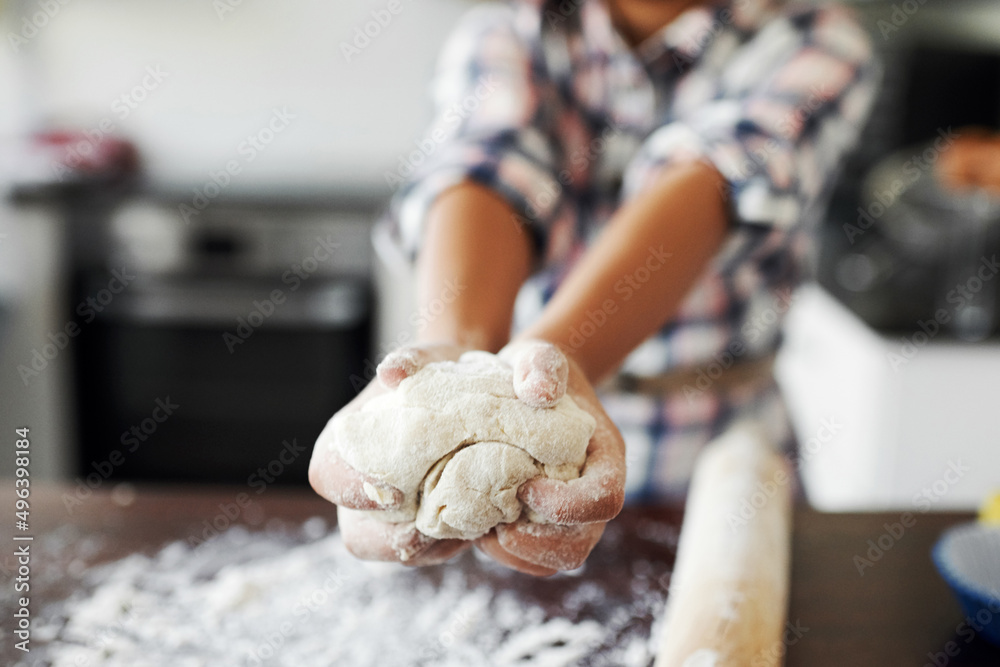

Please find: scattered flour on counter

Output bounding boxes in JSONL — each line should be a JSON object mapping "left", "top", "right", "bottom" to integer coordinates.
{"left": 27, "top": 519, "right": 668, "bottom": 667}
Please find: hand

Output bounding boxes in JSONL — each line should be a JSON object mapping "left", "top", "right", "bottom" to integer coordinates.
{"left": 309, "top": 343, "right": 473, "bottom": 566}
{"left": 310, "top": 340, "right": 626, "bottom": 574}
{"left": 937, "top": 129, "right": 1000, "bottom": 195}
{"left": 475, "top": 340, "right": 626, "bottom": 576}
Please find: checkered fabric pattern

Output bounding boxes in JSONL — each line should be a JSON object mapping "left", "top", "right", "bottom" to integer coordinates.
{"left": 387, "top": 0, "right": 879, "bottom": 500}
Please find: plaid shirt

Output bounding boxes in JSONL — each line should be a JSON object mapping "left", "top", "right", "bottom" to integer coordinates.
{"left": 389, "top": 0, "right": 879, "bottom": 500}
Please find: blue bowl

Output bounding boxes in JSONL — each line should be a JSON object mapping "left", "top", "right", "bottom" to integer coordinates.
{"left": 932, "top": 523, "right": 1000, "bottom": 647}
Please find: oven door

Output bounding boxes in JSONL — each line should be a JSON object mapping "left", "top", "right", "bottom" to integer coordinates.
{"left": 73, "top": 273, "right": 370, "bottom": 487}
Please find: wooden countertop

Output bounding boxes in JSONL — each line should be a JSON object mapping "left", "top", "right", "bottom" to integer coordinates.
{"left": 3, "top": 485, "right": 998, "bottom": 665}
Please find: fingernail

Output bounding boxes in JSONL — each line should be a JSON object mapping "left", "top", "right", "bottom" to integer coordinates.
{"left": 517, "top": 369, "right": 561, "bottom": 408}
{"left": 377, "top": 350, "right": 423, "bottom": 388}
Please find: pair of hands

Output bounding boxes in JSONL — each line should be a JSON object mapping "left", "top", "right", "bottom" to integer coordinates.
{"left": 308, "top": 340, "right": 626, "bottom": 576}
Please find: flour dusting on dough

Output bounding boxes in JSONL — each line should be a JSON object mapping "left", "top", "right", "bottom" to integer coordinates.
{"left": 320, "top": 351, "right": 596, "bottom": 539}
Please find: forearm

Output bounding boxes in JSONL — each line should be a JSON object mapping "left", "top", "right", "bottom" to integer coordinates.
{"left": 416, "top": 181, "right": 533, "bottom": 352}
{"left": 516, "top": 161, "right": 729, "bottom": 382}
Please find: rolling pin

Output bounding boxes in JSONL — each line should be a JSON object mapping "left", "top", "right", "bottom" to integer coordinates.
{"left": 654, "top": 419, "right": 793, "bottom": 667}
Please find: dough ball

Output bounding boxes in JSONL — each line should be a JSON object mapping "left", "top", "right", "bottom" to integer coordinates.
{"left": 416, "top": 442, "right": 539, "bottom": 540}
{"left": 323, "top": 351, "right": 595, "bottom": 540}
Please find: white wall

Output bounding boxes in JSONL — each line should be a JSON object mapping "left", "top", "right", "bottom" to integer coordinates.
{"left": 6, "top": 0, "right": 472, "bottom": 195}
{"left": 0, "top": 0, "right": 474, "bottom": 479}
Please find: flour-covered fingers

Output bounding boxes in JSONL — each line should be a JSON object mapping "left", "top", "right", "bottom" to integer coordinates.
{"left": 310, "top": 388, "right": 403, "bottom": 510}
{"left": 337, "top": 507, "right": 439, "bottom": 563}
{"left": 337, "top": 508, "right": 468, "bottom": 566}
{"left": 377, "top": 347, "right": 434, "bottom": 389}
{"left": 474, "top": 531, "right": 559, "bottom": 576}
{"left": 500, "top": 340, "right": 569, "bottom": 408}
{"left": 493, "top": 519, "right": 605, "bottom": 572}
{"left": 517, "top": 431, "right": 625, "bottom": 525}
{"left": 309, "top": 447, "right": 402, "bottom": 511}
{"left": 402, "top": 538, "right": 471, "bottom": 567}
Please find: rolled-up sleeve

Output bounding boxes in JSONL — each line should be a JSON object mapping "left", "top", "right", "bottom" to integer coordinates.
{"left": 392, "top": 4, "right": 565, "bottom": 258}
{"left": 621, "top": 5, "right": 880, "bottom": 231}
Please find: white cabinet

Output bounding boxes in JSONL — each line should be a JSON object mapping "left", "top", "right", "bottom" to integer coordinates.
{"left": 777, "top": 285, "right": 1000, "bottom": 511}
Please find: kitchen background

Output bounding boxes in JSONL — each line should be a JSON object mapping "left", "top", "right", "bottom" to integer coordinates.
{"left": 0, "top": 0, "right": 998, "bottom": 510}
